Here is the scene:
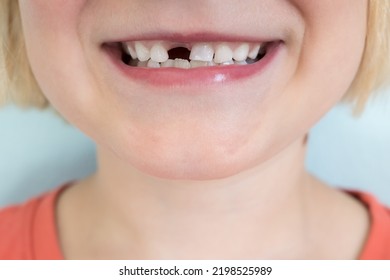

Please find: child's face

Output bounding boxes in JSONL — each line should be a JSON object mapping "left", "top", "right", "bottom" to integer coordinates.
{"left": 19, "top": 0, "right": 367, "bottom": 179}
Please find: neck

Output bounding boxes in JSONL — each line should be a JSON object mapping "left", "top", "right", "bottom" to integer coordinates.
{"left": 84, "top": 135, "right": 312, "bottom": 259}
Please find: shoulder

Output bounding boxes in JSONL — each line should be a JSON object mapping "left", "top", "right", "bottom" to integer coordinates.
{"left": 0, "top": 197, "right": 40, "bottom": 259}
{"left": 0, "top": 187, "right": 65, "bottom": 260}
{"left": 350, "top": 191, "right": 390, "bottom": 260}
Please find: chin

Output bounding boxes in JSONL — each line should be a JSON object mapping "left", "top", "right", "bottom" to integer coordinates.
{"left": 137, "top": 162, "right": 249, "bottom": 181}
{"left": 126, "top": 150, "right": 257, "bottom": 181}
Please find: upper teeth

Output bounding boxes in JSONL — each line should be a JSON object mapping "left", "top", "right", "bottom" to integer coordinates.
{"left": 122, "top": 41, "right": 265, "bottom": 68}
{"left": 150, "top": 43, "right": 169, "bottom": 63}
{"left": 233, "top": 43, "right": 250, "bottom": 61}
{"left": 189, "top": 43, "right": 215, "bottom": 62}
{"left": 214, "top": 43, "right": 234, "bottom": 64}
{"left": 134, "top": 42, "right": 150, "bottom": 62}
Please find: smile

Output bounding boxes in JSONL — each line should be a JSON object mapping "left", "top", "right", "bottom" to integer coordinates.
{"left": 102, "top": 34, "right": 284, "bottom": 87}
{"left": 121, "top": 41, "right": 271, "bottom": 69}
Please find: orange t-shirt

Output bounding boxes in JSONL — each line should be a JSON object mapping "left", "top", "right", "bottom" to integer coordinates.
{"left": 0, "top": 186, "right": 389, "bottom": 259}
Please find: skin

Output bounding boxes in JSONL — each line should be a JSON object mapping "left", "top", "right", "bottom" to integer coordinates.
{"left": 19, "top": 0, "right": 369, "bottom": 259}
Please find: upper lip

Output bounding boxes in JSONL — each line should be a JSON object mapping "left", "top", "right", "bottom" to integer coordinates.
{"left": 103, "top": 31, "right": 282, "bottom": 45}
{"left": 93, "top": 3, "right": 296, "bottom": 47}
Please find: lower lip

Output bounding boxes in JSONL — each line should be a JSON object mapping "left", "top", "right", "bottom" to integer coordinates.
{"left": 103, "top": 41, "right": 283, "bottom": 87}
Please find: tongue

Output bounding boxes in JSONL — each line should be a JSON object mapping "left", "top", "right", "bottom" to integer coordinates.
{"left": 168, "top": 47, "right": 191, "bottom": 60}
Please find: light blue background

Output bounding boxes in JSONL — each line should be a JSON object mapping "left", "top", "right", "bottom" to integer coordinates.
{"left": 1, "top": 94, "right": 390, "bottom": 207}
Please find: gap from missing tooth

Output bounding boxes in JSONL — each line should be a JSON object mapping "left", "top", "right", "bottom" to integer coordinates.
{"left": 121, "top": 43, "right": 270, "bottom": 67}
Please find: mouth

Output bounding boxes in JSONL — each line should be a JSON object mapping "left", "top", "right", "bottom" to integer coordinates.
{"left": 120, "top": 40, "right": 270, "bottom": 68}
{"left": 102, "top": 36, "right": 283, "bottom": 87}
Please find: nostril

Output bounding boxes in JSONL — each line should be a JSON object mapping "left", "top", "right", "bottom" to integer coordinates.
{"left": 168, "top": 47, "right": 191, "bottom": 60}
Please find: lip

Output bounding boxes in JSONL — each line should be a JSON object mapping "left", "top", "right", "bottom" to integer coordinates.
{"left": 102, "top": 38, "right": 284, "bottom": 88}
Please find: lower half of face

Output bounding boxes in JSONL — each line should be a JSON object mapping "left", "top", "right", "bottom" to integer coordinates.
{"left": 19, "top": 0, "right": 367, "bottom": 179}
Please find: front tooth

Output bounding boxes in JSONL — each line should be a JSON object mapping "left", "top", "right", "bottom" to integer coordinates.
{"left": 233, "top": 43, "right": 249, "bottom": 61}
{"left": 189, "top": 43, "right": 214, "bottom": 62}
{"left": 135, "top": 42, "right": 151, "bottom": 62}
{"left": 150, "top": 43, "right": 169, "bottom": 63}
{"left": 147, "top": 59, "right": 160, "bottom": 68}
{"left": 124, "top": 43, "right": 138, "bottom": 59}
{"left": 214, "top": 44, "right": 233, "bottom": 64}
{"left": 174, "top": 59, "right": 191, "bottom": 69}
{"left": 161, "top": 59, "right": 175, "bottom": 67}
{"left": 190, "top": 60, "right": 209, "bottom": 68}
{"left": 248, "top": 44, "right": 261, "bottom": 59}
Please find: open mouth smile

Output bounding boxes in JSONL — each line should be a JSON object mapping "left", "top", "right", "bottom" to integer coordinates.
{"left": 102, "top": 35, "right": 283, "bottom": 87}
{"left": 121, "top": 41, "right": 271, "bottom": 69}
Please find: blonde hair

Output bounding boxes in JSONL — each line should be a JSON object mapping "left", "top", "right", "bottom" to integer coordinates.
{"left": 0, "top": 1, "right": 389, "bottom": 114}
{"left": 342, "top": 0, "right": 390, "bottom": 114}
{"left": 0, "top": 0, "right": 47, "bottom": 108}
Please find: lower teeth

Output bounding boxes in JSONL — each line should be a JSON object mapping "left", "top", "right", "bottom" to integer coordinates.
{"left": 122, "top": 51, "right": 266, "bottom": 69}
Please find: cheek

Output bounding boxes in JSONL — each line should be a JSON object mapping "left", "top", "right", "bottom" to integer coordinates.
{"left": 287, "top": 0, "right": 367, "bottom": 111}
{"left": 18, "top": 0, "right": 96, "bottom": 116}
{"left": 18, "top": 0, "right": 113, "bottom": 149}
{"left": 292, "top": 0, "right": 367, "bottom": 80}
{"left": 262, "top": 0, "right": 368, "bottom": 163}
{"left": 18, "top": 1, "right": 87, "bottom": 33}
{"left": 18, "top": 0, "right": 83, "bottom": 93}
